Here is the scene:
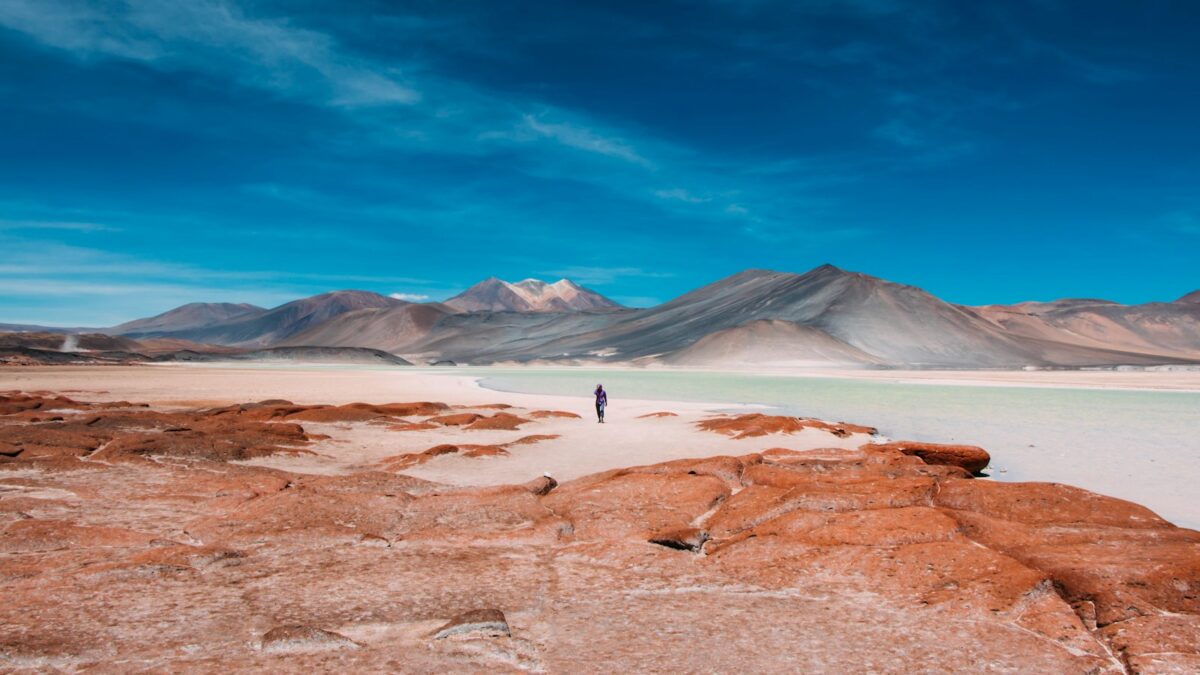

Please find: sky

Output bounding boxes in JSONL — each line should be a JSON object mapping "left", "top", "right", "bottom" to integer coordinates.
{"left": 0, "top": 0, "right": 1198, "bottom": 325}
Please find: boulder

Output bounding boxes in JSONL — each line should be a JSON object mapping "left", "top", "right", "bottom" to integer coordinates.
{"left": 869, "top": 441, "right": 991, "bottom": 474}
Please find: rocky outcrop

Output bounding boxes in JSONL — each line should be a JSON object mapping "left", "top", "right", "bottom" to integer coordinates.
{"left": 869, "top": 440, "right": 991, "bottom": 474}
{"left": 260, "top": 625, "right": 360, "bottom": 653}
{"left": 529, "top": 410, "right": 581, "bottom": 419}
{"left": 379, "top": 435, "right": 560, "bottom": 470}
{"left": 432, "top": 609, "right": 511, "bottom": 639}
{"left": 698, "top": 413, "right": 878, "bottom": 439}
{"left": 1, "top": 391, "right": 1196, "bottom": 671}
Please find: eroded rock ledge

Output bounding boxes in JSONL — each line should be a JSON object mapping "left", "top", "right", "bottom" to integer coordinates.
{"left": 1, "top": 392, "right": 1197, "bottom": 672}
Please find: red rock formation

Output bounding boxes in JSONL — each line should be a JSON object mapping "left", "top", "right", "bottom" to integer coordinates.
{"left": 637, "top": 411, "right": 678, "bottom": 418}
{"left": 869, "top": 440, "right": 991, "bottom": 474}
{"left": 698, "top": 413, "right": 877, "bottom": 439}
{"left": 529, "top": 410, "right": 582, "bottom": 419}
{"left": 378, "top": 435, "right": 558, "bottom": 470}
{"left": 464, "top": 412, "right": 530, "bottom": 430}
{"left": 1, "top": 391, "right": 1196, "bottom": 671}
{"left": 427, "top": 413, "right": 483, "bottom": 426}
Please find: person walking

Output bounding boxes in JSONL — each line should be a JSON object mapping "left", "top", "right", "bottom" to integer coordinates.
{"left": 594, "top": 384, "right": 607, "bottom": 423}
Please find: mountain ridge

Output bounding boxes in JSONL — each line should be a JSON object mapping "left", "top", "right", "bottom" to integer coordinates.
{"left": 445, "top": 277, "right": 622, "bottom": 313}
{"left": 20, "top": 267, "right": 1198, "bottom": 368}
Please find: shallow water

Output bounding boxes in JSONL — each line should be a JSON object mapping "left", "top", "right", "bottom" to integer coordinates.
{"left": 471, "top": 368, "right": 1200, "bottom": 529}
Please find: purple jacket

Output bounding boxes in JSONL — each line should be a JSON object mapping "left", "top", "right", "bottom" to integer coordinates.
{"left": 595, "top": 389, "right": 607, "bottom": 406}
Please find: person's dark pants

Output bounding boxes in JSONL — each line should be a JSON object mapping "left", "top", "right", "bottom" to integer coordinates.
{"left": 596, "top": 403, "right": 605, "bottom": 422}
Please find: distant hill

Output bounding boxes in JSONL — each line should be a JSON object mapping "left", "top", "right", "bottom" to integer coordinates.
{"left": 972, "top": 296, "right": 1200, "bottom": 361}
{"left": 0, "top": 323, "right": 94, "bottom": 334}
{"left": 1178, "top": 290, "right": 1200, "bottom": 305}
{"left": 157, "top": 346, "right": 411, "bottom": 366}
{"left": 445, "top": 278, "right": 622, "bottom": 313}
{"left": 112, "top": 291, "right": 404, "bottom": 347}
{"left": 111, "top": 302, "right": 264, "bottom": 336}
{"left": 0, "top": 331, "right": 142, "bottom": 352}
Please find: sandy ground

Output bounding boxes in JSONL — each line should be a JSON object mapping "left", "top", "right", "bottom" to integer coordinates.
{"left": 0, "top": 365, "right": 866, "bottom": 488}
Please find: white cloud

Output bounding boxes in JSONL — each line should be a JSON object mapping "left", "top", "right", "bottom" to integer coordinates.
{"left": 390, "top": 292, "right": 430, "bottom": 301}
{"left": 0, "top": 0, "right": 420, "bottom": 107}
{"left": 654, "top": 188, "right": 710, "bottom": 203}
{"left": 541, "top": 266, "right": 672, "bottom": 286}
{"left": 0, "top": 219, "right": 114, "bottom": 232}
{"left": 522, "top": 115, "right": 653, "bottom": 167}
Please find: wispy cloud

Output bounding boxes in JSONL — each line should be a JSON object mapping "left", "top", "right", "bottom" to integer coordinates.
{"left": 0, "top": 218, "right": 115, "bottom": 232}
{"left": 541, "top": 266, "right": 673, "bottom": 286}
{"left": 0, "top": 0, "right": 420, "bottom": 107}
{"left": 390, "top": 292, "right": 430, "bottom": 302}
{"left": 522, "top": 115, "right": 653, "bottom": 167}
{"left": 654, "top": 188, "right": 710, "bottom": 203}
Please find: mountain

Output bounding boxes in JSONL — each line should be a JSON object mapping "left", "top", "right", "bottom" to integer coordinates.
{"left": 111, "top": 302, "right": 264, "bottom": 336}
{"left": 415, "top": 265, "right": 1198, "bottom": 367}
{"left": 504, "top": 265, "right": 1045, "bottom": 367}
{"left": 445, "top": 278, "right": 622, "bottom": 313}
{"left": 118, "top": 291, "right": 404, "bottom": 347}
{"left": 39, "top": 267, "right": 1200, "bottom": 368}
{"left": 658, "top": 319, "right": 885, "bottom": 367}
{"left": 972, "top": 296, "right": 1200, "bottom": 361}
{"left": 280, "top": 303, "right": 456, "bottom": 354}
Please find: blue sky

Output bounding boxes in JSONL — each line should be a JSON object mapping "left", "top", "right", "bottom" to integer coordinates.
{"left": 1, "top": 0, "right": 1197, "bottom": 325}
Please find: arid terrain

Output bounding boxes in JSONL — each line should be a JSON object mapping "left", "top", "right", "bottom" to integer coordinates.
{"left": 1, "top": 366, "right": 1197, "bottom": 672}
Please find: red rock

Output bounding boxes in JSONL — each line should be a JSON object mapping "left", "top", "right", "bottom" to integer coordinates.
{"left": 1100, "top": 615, "right": 1200, "bottom": 672}
{"left": 648, "top": 527, "right": 709, "bottom": 552}
{"left": 2, "top": 390, "right": 1195, "bottom": 672}
{"left": 507, "top": 434, "right": 559, "bottom": 445}
{"left": 529, "top": 410, "right": 581, "bottom": 419}
{"left": 523, "top": 475, "right": 558, "bottom": 495}
{"left": 0, "top": 519, "right": 155, "bottom": 553}
{"left": 869, "top": 441, "right": 991, "bottom": 474}
{"left": 464, "top": 412, "right": 530, "bottom": 430}
{"left": 637, "top": 411, "right": 678, "bottom": 418}
{"left": 698, "top": 413, "right": 876, "bottom": 439}
{"left": 427, "top": 413, "right": 483, "bottom": 426}
{"left": 544, "top": 470, "right": 729, "bottom": 540}
{"left": 387, "top": 421, "right": 440, "bottom": 431}
{"left": 378, "top": 443, "right": 510, "bottom": 470}
{"left": 261, "top": 625, "right": 360, "bottom": 652}
{"left": 432, "top": 609, "right": 511, "bottom": 639}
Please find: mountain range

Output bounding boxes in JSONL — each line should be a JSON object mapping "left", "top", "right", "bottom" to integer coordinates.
{"left": 5, "top": 268, "right": 1199, "bottom": 368}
